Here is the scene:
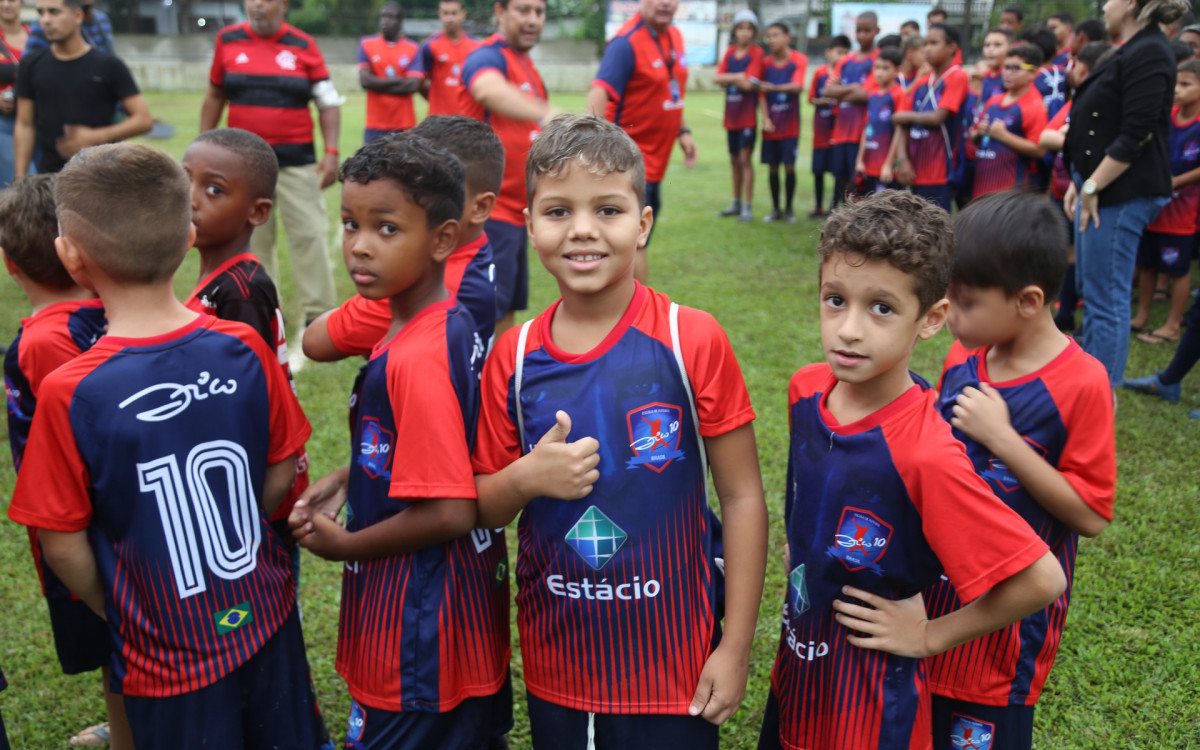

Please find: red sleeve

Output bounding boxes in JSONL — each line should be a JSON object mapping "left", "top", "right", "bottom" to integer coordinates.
{"left": 209, "top": 32, "right": 226, "bottom": 86}
{"left": 678, "top": 306, "right": 755, "bottom": 437}
{"left": 385, "top": 321, "right": 476, "bottom": 500}
{"left": 327, "top": 295, "right": 392, "bottom": 357}
{"left": 471, "top": 324, "right": 523, "bottom": 475}
{"left": 938, "top": 68, "right": 968, "bottom": 114}
{"left": 8, "top": 364, "right": 93, "bottom": 532}
{"left": 750, "top": 46, "right": 765, "bottom": 79}
{"left": 791, "top": 52, "right": 808, "bottom": 87}
{"left": 889, "top": 404, "right": 1049, "bottom": 603}
{"left": 303, "top": 34, "right": 331, "bottom": 82}
{"left": 1021, "top": 95, "right": 1048, "bottom": 140}
{"left": 717, "top": 46, "right": 732, "bottom": 74}
{"left": 18, "top": 326, "right": 84, "bottom": 399}
{"left": 1048, "top": 352, "right": 1117, "bottom": 521}
{"left": 808, "top": 64, "right": 826, "bottom": 103}
{"left": 889, "top": 83, "right": 904, "bottom": 110}
{"left": 1044, "top": 101, "right": 1070, "bottom": 134}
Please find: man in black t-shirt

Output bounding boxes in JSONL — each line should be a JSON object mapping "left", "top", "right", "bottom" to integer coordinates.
{"left": 14, "top": 0, "right": 151, "bottom": 175}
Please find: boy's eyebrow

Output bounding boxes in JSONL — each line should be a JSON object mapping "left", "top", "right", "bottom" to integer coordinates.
{"left": 534, "top": 191, "right": 636, "bottom": 205}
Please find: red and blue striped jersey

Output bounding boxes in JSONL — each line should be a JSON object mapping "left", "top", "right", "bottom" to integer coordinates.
{"left": 972, "top": 88, "right": 1048, "bottom": 198}
{"left": 861, "top": 83, "right": 905, "bottom": 178}
{"left": 1034, "top": 64, "right": 1068, "bottom": 120}
{"left": 925, "top": 340, "right": 1115, "bottom": 707}
{"left": 208, "top": 22, "right": 329, "bottom": 168}
{"left": 901, "top": 66, "right": 969, "bottom": 186}
{"left": 461, "top": 34, "right": 546, "bottom": 225}
{"left": 809, "top": 63, "right": 834, "bottom": 148}
{"left": 762, "top": 50, "right": 808, "bottom": 141}
{"left": 1147, "top": 106, "right": 1200, "bottom": 235}
{"left": 326, "top": 234, "right": 497, "bottom": 357}
{"left": 357, "top": 34, "right": 421, "bottom": 131}
{"left": 718, "top": 44, "right": 764, "bottom": 130}
{"left": 593, "top": 15, "right": 689, "bottom": 184}
{"left": 411, "top": 31, "right": 480, "bottom": 116}
{"left": 8, "top": 315, "right": 309, "bottom": 697}
{"left": 337, "top": 298, "right": 507, "bottom": 712}
{"left": 472, "top": 284, "right": 755, "bottom": 714}
{"left": 831, "top": 50, "right": 878, "bottom": 145}
{"left": 767, "top": 365, "right": 1050, "bottom": 750}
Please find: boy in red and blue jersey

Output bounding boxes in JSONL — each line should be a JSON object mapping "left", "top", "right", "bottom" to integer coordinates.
{"left": 7, "top": 143, "right": 317, "bottom": 749}
{"left": 757, "top": 191, "right": 1066, "bottom": 750}
{"left": 856, "top": 47, "right": 905, "bottom": 194}
{"left": 891, "top": 23, "right": 969, "bottom": 212}
{"left": 0, "top": 175, "right": 127, "bottom": 748}
{"left": 714, "top": 10, "right": 764, "bottom": 221}
{"left": 357, "top": 2, "right": 422, "bottom": 142}
{"left": 758, "top": 21, "right": 808, "bottom": 223}
{"left": 473, "top": 115, "right": 768, "bottom": 750}
{"left": 928, "top": 191, "right": 1115, "bottom": 750}
{"left": 824, "top": 13, "right": 879, "bottom": 208}
{"left": 304, "top": 116, "right": 503, "bottom": 362}
{"left": 969, "top": 45, "right": 1048, "bottom": 198}
{"left": 808, "top": 35, "right": 849, "bottom": 218}
{"left": 411, "top": 0, "right": 478, "bottom": 116}
{"left": 290, "top": 133, "right": 511, "bottom": 750}
{"left": 961, "top": 28, "right": 1012, "bottom": 203}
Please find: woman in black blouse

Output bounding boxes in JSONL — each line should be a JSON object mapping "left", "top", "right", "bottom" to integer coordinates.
{"left": 0, "top": 0, "right": 27, "bottom": 187}
{"left": 1063, "top": 0, "right": 1190, "bottom": 387}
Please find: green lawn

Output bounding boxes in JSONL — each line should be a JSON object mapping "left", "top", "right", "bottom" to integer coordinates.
{"left": 0, "top": 90, "right": 1197, "bottom": 748}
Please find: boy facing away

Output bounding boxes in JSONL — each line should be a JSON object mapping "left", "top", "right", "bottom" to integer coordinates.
{"left": 925, "top": 191, "right": 1115, "bottom": 750}
{"left": 0, "top": 175, "right": 130, "bottom": 749}
{"left": 7, "top": 143, "right": 317, "bottom": 748}
{"left": 471, "top": 114, "right": 768, "bottom": 749}
{"left": 758, "top": 191, "right": 1066, "bottom": 750}
{"left": 290, "top": 133, "right": 510, "bottom": 750}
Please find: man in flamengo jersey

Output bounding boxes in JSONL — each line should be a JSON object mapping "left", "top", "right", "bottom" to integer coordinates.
{"left": 473, "top": 115, "right": 767, "bottom": 750}
{"left": 822, "top": 11, "right": 878, "bottom": 208}
{"left": 757, "top": 20, "right": 808, "bottom": 223}
{"left": 461, "top": 0, "right": 548, "bottom": 337}
{"left": 890, "top": 23, "right": 968, "bottom": 212}
{"left": 588, "top": 0, "right": 698, "bottom": 282}
{"left": 411, "top": 0, "right": 478, "bottom": 116}
{"left": 926, "top": 192, "right": 1115, "bottom": 750}
{"left": 969, "top": 44, "right": 1048, "bottom": 199}
{"left": 9, "top": 143, "right": 317, "bottom": 748}
{"left": 857, "top": 46, "right": 904, "bottom": 194}
{"left": 357, "top": 3, "right": 422, "bottom": 143}
{"left": 289, "top": 134, "right": 511, "bottom": 750}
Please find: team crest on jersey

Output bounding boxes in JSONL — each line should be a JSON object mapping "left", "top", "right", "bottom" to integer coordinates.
{"left": 275, "top": 49, "right": 297, "bottom": 71}
{"left": 1185, "top": 141, "right": 1200, "bottom": 160}
{"left": 626, "top": 402, "right": 685, "bottom": 472}
{"left": 786, "top": 563, "right": 810, "bottom": 620}
{"left": 949, "top": 713, "right": 995, "bottom": 750}
{"left": 565, "top": 505, "right": 627, "bottom": 569}
{"left": 214, "top": 601, "right": 253, "bottom": 635}
{"left": 358, "top": 416, "right": 394, "bottom": 479}
{"left": 982, "top": 436, "right": 1047, "bottom": 492}
{"left": 346, "top": 700, "right": 366, "bottom": 747}
{"left": 827, "top": 507, "right": 892, "bottom": 574}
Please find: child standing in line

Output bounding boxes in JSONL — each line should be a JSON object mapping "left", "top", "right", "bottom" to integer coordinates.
{"left": 808, "top": 35, "right": 850, "bottom": 218}
{"left": 824, "top": 13, "right": 880, "bottom": 210}
{"left": 857, "top": 46, "right": 905, "bottom": 194}
{"left": 969, "top": 44, "right": 1048, "bottom": 198}
{"left": 715, "top": 9, "right": 764, "bottom": 222}
{"left": 758, "top": 21, "right": 808, "bottom": 223}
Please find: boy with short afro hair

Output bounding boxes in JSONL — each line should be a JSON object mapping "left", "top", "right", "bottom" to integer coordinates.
{"left": 7, "top": 143, "right": 317, "bottom": 749}
{"left": 290, "top": 132, "right": 512, "bottom": 750}
{"left": 758, "top": 191, "right": 1066, "bottom": 750}
{"left": 926, "top": 191, "right": 1114, "bottom": 750}
{"left": 472, "top": 114, "right": 768, "bottom": 749}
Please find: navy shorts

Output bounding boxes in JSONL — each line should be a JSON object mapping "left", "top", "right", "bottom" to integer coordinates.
{"left": 526, "top": 691, "right": 717, "bottom": 750}
{"left": 484, "top": 217, "right": 529, "bottom": 315}
{"left": 913, "top": 183, "right": 954, "bottom": 213}
{"left": 123, "top": 608, "right": 319, "bottom": 750}
{"left": 364, "top": 128, "right": 404, "bottom": 143}
{"left": 727, "top": 127, "right": 757, "bottom": 156}
{"left": 811, "top": 146, "right": 833, "bottom": 175}
{"left": 761, "top": 138, "right": 798, "bottom": 167}
{"left": 46, "top": 594, "right": 109, "bottom": 675}
{"left": 345, "top": 672, "right": 513, "bottom": 750}
{"left": 1136, "top": 230, "right": 1194, "bottom": 276}
{"left": 831, "top": 143, "right": 858, "bottom": 180}
{"left": 932, "top": 696, "right": 1035, "bottom": 750}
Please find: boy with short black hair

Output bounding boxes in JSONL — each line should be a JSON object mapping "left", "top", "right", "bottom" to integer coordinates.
{"left": 758, "top": 21, "right": 808, "bottom": 223}
{"left": 970, "top": 43, "right": 1048, "bottom": 198}
{"left": 303, "top": 115, "right": 503, "bottom": 362}
{"left": 1047, "top": 11, "right": 1074, "bottom": 66}
{"left": 290, "top": 132, "right": 511, "bottom": 750}
{"left": 926, "top": 190, "right": 1115, "bottom": 750}
{"left": 472, "top": 113, "right": 768, "bottom": 749}
{"left": 757, "top": 190, "right": 1066, "bottom": 750}
{"left": 808, "top": 35, "right": 850, "bottom": 218}
{"left": 857, "top": 46, "right": 905, "bottom": 193}
{"left": 7, "top": 142, "right": 317, "bottom": 748}
{"left": 0, "top": 174, "right": 129, "bottom": 750}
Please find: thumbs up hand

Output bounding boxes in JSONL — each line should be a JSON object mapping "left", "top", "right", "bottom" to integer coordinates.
{"left": 525, "top": 410, "right": 600, "bottom": 500}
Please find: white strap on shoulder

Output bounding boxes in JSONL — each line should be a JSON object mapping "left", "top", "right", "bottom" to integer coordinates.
{"left": 513, "top": 319, "right": 534, "bottom": 454}
{"left": 670, "top": 302, "right": 708, "bottom": 497}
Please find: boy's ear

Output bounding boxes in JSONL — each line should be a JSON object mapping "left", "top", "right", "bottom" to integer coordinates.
{"left": 918, "top": 297, "right": 950, "bottom": 340}
{"left": 524, "top": 207, "right": 534, "bottom": 243}
{"left": 636, "top": 204, "right": 654, "bottom": 250}
{"left": 1, "top": 247, "right": 18, "bottom": 277}
{"left": 431, "top": 219, "right": 459, "bottom": 263}
{"left": 55, "top": 235, "right": 94, "bottom": 291}
{"left": 467, "top": 191, "right": 497, "bottom": 228}
{"left": 249, "top": 197, "right": 273, "bottom": 228}
{"left": 1016, "top": 284, "right": 1045, "bottom": 317}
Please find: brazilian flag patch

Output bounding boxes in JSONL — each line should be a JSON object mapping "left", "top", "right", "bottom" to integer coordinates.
{"left": 214, "top": 602, "right": 253, "bottom": 635}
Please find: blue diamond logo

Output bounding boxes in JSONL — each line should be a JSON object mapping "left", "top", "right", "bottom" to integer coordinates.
{"left": 565, "top": 506, "right": 627, "bottom": 569}
{"left": 788, "top": 563, "right": 809, "bottom": 619}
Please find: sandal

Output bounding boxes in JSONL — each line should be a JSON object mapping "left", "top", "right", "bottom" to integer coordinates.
{"left": 69, "top": 722, "right": 110, "bottom": 747}
{"left": 1137, "top": 330, "right": 1181, "bottom": 345}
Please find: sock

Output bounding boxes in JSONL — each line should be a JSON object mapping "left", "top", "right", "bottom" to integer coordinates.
{"left": 832, "top": 179, "right": 847, "bottom": 208}
{"left": 769, "top": 171, "right": 780, "bottom": 212}
{"left": 1161, "top": 295, "right": 1200, "bottom": 384}
{"left": 814, "top": 175, "right": 825, "bottom": 211}
{"left": 785, "top": 171, "right": 796, "bottom": 212}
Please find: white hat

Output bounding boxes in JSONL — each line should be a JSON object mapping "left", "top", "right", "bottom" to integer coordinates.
{"left": 732, "top": 9, "right": 759, "bottom": 28}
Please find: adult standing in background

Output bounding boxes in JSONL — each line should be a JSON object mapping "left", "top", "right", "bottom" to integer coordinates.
{"left": 461, "top": 0, "right": 548, "bottom": 336}
{"left": 23, "top": 0, "right": 111, "bottom": 54}
{"left": 357, "top": 2, "right": 421, "bottom": 142}
{"left": 0, "top": 0, "right": 29, "bottom": 186}
{"left": 1064, "top": 0, "right": 1185, "bottom": 387}
{"left": 587, "top": 0, "right": 696, "bottom": 283}
{"left": 14, "top": 0, "right": 151, "bottom": 177}
{"left": 201, "top": 0, "right": 341, "bottom": 326}
{"left": 413, "top": 0, "right": 478, "bottom": 116}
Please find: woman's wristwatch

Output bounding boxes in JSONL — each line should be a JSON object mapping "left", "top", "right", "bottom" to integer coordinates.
{"left": 1082, "top": 179, "right": 1098, "bottom": 195}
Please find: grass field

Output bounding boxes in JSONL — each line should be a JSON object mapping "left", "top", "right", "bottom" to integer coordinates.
{"left": 0, "top": 89, "right": 1198, "bottom": 749}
